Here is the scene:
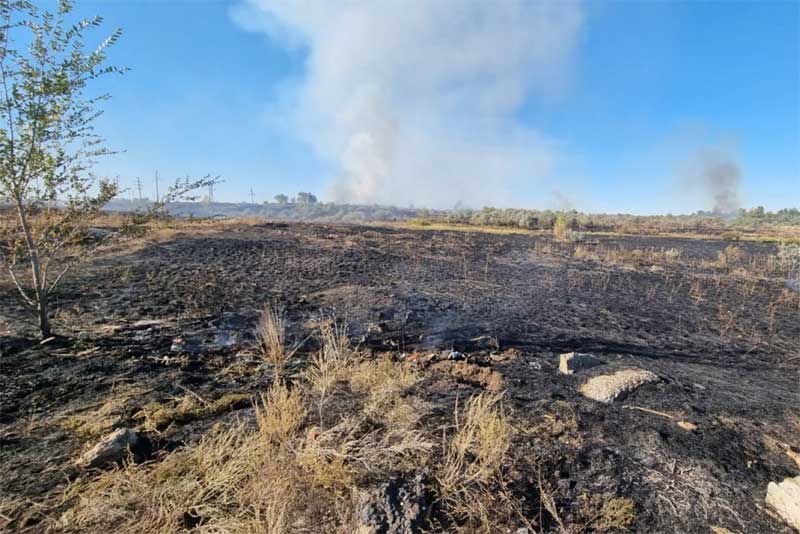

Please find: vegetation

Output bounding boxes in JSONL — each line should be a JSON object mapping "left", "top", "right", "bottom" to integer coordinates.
{"left": 55, "top": 319, "right": 521, "bottom": 533}
{"left": 445, "top": 206, "right": 800, "bottom": 235}
{"left": 0, "top": 0, "right": 124, "bottom": 338}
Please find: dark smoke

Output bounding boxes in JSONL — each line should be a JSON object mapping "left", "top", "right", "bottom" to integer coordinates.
{"left": 697, "top": 148, "right": 741, "bottom": 214}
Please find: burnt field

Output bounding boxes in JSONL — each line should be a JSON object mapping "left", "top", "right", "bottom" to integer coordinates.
{"left": 1, "top": 221, "right": 799, "bottom": 533}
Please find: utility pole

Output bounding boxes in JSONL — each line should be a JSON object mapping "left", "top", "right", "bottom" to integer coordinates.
{"left": 249, "top": 187, "right": 255, "bottom": 204}
{"left": 154, "top": 171, "right": 160, "bottom": 203}
{"left": 208, "top": 182, "right": 214, "bottom": 203}
{"left": 135, "top": 177, "right": 143, "bottom": 202}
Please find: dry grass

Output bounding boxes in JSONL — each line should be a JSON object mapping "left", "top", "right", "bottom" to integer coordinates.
{"left": 256, "top": 381, "right": 307, "bottom": 447}
{"left": 349, "top": 356, "right": 422, "bottom": 425}
{"left": 304, "top": 319, "right": 352, "bottom": 425}
{"left": 436, "top": 392, "right": 514, "bottom": 528}
{"left": 58, "top": 420, "right": 307, "bottom": 533}
{"left": 56, "top": 321, "right": 440, "bottom": 533}
{"left": 573, "top": 244, "right": 682, "bottom": 268}
{"left": 135, "top": 392, "right": 250, "bottom": 432}
{"left": 58, "top": 379, "right": 311, "bottom": 533}
{"left": 60, "top": 384, "right": 149, "bottom": 438}
{"left": 255, "top": 305, "right": 289, "bottom": 374}
{"left": 715, "top": 245, "right": 745, "bottom": 269}
{"left": 578, "top": 494, "right": 637, "bottom": 532}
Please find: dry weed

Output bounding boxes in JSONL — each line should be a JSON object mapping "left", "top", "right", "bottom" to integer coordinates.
{"left": 436, "top": 392, "right": 513, "bottom": 527}
{"left": 255, "top": 304, "right": 292, "bottom": 380}
{"left": 304, "top": 319, "right": 353, "bottom": 425}
{"left": 256, "top": 381, "right": 307, "bottom": 447}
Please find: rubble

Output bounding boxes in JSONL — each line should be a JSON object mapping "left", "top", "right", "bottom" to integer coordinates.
{"left": 579, "top": 368, "right": 659, "bottom": 403}
{"left": 766, "top": 476, "right": 800, "bottom": 531}
{"left": 76, "top": 428, "right": 139, "bottom": 468}
{"left": 559, "top": 352, "right": 605, "bottom": 374}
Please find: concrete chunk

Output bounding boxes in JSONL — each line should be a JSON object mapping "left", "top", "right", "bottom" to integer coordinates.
{"left": 766, "top": 476, "right": 800, "bottom": 531}
{"left": 579, "top": 368, "right": 659, "bottom": 403}
{"left": 559, "top": 352, "right": 604, "bottom": 374}
{"left": 77, "top": 427, "right": 138, "bottom": 468}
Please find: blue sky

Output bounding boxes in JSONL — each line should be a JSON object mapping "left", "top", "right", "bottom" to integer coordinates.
{"left": 71, "top": 0, "right": 798, "bottom": 213}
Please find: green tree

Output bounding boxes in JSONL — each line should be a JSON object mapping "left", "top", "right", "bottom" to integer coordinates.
{"left": 296, "top": 192, "right": 317, "bottom": 205}
{"left": 0, "top": 0, "right": 124, "bottom": 338}
{"left": 273, "top": 193, "right": 288, "bottom": 204}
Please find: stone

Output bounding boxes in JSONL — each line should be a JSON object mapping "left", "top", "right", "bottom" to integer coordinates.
{"left": 358, "top": 474, "right": 430, "bottom": 534}
{"left": 766, "top": 476, "right": 800, "bottom": 531}
{"left": 559, "top": 352, "right": 604, "bottom": 374}
{"left": 677, "top": 421, "right": 698, "bottom": 431}
{"left": 579, "top": 368, "right": 659, "bottom": 403}
{"left": 76, "top": 427, "right": 139, "bottom": 468}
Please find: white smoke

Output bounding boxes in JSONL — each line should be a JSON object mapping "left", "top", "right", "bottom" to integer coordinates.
{"left": 232, "top": 0, "right": 584, "bottom": 208}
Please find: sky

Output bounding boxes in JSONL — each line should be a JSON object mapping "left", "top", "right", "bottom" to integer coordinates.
{"left": 63, "top": 0, "right": 799, "bottom": 213}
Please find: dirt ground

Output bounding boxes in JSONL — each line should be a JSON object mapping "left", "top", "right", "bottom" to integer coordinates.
{"left": 1, "top": 221, "right": 799, "bottom": 533}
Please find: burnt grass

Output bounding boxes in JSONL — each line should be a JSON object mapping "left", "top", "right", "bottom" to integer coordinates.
{"left": 1, "top": 221, "right": 799, "bottom": 533}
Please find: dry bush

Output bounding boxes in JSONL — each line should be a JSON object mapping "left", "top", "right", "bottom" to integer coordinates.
{"left": 436, "top": 392, "right": 514, "bottom": 527}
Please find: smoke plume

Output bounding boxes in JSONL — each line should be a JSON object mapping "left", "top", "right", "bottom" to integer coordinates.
{"left": 690, "top": 148, "right": 742, "bottom": 214}
{"left": 232, "top": 0, "right": 584, "bottom": 208}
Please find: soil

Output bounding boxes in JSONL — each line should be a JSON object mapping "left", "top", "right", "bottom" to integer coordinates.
{"left": 1, "top": 221, "right": 798, "bottom": 533}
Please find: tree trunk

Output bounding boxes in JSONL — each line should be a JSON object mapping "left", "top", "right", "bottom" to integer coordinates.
{"left": 37, "top": 293, "right": 51, "bottom": 338}
{"left": 15, "top": 197, "right": 50, "bottom": 339}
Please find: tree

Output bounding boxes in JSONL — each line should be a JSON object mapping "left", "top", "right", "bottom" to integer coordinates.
{"left": 0, "top": 0, "right": 124, "bottom": 338}
{"left": 296, "top": 192, "right": 317, "bottom": 205}
{"left": 273, "top": 193, "right": 288, "bottom": 204}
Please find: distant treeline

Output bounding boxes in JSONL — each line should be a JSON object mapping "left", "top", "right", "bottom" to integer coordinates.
{"left": 440, "top": 206, "right": 800, "bottom": 233}
{"left": 105, "top": 198, "right": 436, "bottom": 222}
{"left": 105, "top": 198, "right": 799, "bottom": 231}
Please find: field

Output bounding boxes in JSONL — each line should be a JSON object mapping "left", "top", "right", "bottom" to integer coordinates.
{"left": 1, "top": 220, "right": 799, "bottom": 533}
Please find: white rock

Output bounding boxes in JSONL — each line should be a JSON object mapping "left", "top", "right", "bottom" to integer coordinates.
{"left": 579, "top": 368, "right": 659, "bottom": 403}
{"left": 766, "top": 476, "right": 800, "bottom": 531}
{"left": 559, "top": 352, "right": 604, "bottom": 375}
{"left": 77, "top": 427, "right": 138, "bottom": 468}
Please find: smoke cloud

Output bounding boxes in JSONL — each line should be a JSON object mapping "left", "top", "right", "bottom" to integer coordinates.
{"left": 233, "top": 0, "right": 584, "bottom": 208}
{"left": 689, "top": 148, "right": 742, "bottom": 213}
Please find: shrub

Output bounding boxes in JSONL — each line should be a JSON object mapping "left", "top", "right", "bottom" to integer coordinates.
{"left": 553, "top": 213, "right": 582, "bottom": 242}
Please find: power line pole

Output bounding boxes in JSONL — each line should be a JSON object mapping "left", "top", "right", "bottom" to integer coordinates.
{"left": 135, "top": 177, "right": 143, "bottom": 201}
{"left": 208, "top": 182, "right": 214, "bottom": 203}
{"left": 249, "top": 187, "right": 255, "bottom": 204}
{"left": 154, "top": 171, "right": 160, "bottom": 203}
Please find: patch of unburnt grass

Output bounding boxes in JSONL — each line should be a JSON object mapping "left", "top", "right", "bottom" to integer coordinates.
{"left": 135, "top": 391, "right": 251, "bottom": 432}
{"left": 54, "top": 319, "right": 532, "bottom": 533}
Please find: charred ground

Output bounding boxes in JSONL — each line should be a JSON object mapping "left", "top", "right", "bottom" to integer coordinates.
{"left": 1, "top": 221, "right": 798, "bottom": 533}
